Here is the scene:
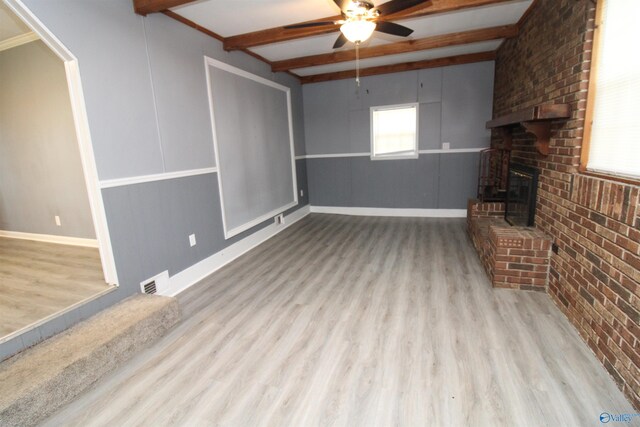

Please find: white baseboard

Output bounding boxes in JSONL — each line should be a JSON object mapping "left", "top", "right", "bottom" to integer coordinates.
{"left": 163, "top": 205, "right": 311, "bottom": 297}
{"left": 296, "top": 148, "right": 485, "bottom": 160}
{"left": 0, "top": 230, "right": 99, "bottom": 247}
{"left": 309, "top": 206, "right": 467, "bottom": 218}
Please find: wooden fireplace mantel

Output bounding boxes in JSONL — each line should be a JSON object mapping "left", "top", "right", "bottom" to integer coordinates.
{"left": 486, "top": 104, "right": 572, "bottom": 156}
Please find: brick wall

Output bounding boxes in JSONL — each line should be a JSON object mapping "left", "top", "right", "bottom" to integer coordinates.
{"left": 492, "top": 0, "right": 640, "bottom": 409}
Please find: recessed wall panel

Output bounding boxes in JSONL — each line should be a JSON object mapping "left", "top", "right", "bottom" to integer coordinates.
{"left": 206, "top": 59, "right": 297, "bottom": 238}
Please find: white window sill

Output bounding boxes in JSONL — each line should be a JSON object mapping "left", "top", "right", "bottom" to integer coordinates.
{"left": 370, "top": 153, "right": 419, "bottom": 161}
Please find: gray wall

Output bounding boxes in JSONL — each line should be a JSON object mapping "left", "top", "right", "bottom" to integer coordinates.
{"left": 303, "top": 62, "right": 494, "bottom": 209}
{"left": 0, "top": 41, "right": 94, "bottom": 238}
{"left": 0, "top": 0, "right": 308, "bottom": 361}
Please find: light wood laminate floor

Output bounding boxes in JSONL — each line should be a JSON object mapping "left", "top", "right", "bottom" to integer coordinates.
{"left": 44, "top": 215, "right": 635, "bottom": 426}
{"left": 0, "top": 237, "right": 108, "bottom": 338}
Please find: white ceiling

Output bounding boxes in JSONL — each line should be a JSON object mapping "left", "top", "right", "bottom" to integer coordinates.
{"left": 174, "top": 0, "right": 355, "bottom": 37}
{"left": 0, "top": 2, "right": 31, "bottom": 43}
{"left": 172, "top": 0, "right": 533, "bottom": 78}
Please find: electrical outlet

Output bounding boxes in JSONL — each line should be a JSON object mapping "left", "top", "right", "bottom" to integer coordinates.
{"left": 274, "top": 214, "right": 284, "bottom": 225}
{"left": 442, "top": 142, "right": 450, "bottom": 150}
{"left": 189, "top": 234, "right": 196, "bottom": 247}
{"left": 55, "top": 215, "right": 61, "bottom": 226}
{"left": 300, "top": 189, "right": 304, "bottom": 197}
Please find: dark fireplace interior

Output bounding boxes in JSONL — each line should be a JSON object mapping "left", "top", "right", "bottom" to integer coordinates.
{"left": 505, "top": 163, "right": 539, "bottom": 227}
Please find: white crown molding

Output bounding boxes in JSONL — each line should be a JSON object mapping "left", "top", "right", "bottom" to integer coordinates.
{"left": 0, "top": 31, "right": 39, "bottom": 52}
{"left": 0, "top": 230, "right": 99, "bottom": 247}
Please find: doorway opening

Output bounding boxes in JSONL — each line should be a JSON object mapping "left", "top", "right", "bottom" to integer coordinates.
{"left": 0, "top": 0, "right": 117, "bottom": 344}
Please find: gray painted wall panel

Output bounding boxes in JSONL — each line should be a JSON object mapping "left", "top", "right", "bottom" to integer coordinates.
{"left": 361, "top": 71, "right": 419, "bottom": 107}
{"left": 303, "top": 62, "right": 494, "bottom": 156}
{"left": 144, "top": 15, "right": 216, "bottom": 170}
{"left": 103, "top": 167, "right": 308, "bottom": 292}
{"left": 349, "top": 109, "right": 370, "bottom": 153}
{"left": 350, "top": 156, "right": 439, "bottom": 208}
{"left": 295, "top": 159, "right": 310, "bottom": 207}
{"left": 308, "top": 158, "right": 352, "bottom": 207}
{"left": 23, "top": 0, "right": 164, "bottom": 180}
{"left": 307, "top": 154, "right": 476, "bottom": 209}
{"left": 303, "top": 62, "right": 493, "bottom": 210}
{"left": 22, "top": 0, "right": 309, "bottom": 179}
{"left": 0, "top": 41, "right": 94, "bottom": 238}
{"left": 348, "top": 85, "right": 365, "bottom": 111}
{"left": 419, "top": 102, "right": 442, "bottom": 150}
{"left": 303, "top": 80, "right": 350, "bottom": 155}
{"left": 441, "top": 62, "right": 494, "bottom": 148}
{"left": 437, "top": 152, "right": 481, "bottom": 209}
{"left": 418, "top": 68, "right": 443, "bottom": 103}
{"left": 100, "top": 173, "right": 218, "bottom": 289}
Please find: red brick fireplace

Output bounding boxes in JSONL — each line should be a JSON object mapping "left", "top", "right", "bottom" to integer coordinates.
{"left": 467, "top": 199, "right": 552, "bottom": 291}
{"left": 488, "top": 0, "right": 640, "bottom": 409}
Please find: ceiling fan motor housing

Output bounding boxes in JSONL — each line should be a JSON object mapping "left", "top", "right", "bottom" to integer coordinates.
{"left": 344, "top": 1, "right": 378, "bottom": 18}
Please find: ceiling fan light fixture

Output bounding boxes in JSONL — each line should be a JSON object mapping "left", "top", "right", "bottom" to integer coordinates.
{"left": 340, "top": 19, "right": 376, "bottom": 43}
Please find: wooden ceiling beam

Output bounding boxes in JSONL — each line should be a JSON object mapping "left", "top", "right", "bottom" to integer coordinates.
{"left": 162, "top": 11, "right": 302, "bottom": 82}
{"left": 271, "top": 25, "right": 516, "bottom": 72}
{"left": 223, "top": 0, "right": 514, "bottom": 51}
{"left": 133, "top": 0, "right": 197, "bottom": 16}
{"left": 224, "top": 17, "right": 343, "bottom": 51}
{"left": 162, "top": 10, "right": 224, "bottom": 41}
{"left": 299, "top": 50, "right": 496, "bottom": 84}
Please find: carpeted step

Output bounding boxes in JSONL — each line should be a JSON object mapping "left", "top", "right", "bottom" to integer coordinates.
{"left": 0, "top": 294, "right": 180, "bottom": 427}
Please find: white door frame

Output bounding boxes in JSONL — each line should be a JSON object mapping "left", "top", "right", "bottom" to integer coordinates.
{"left": 4, "top": 0, "right": 118, "bottom": 285}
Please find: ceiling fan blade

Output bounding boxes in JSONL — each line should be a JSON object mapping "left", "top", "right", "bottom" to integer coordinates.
{"left": 376, "top": 0, "right": 429, "bottom": 16}
{"left": 333, "top": 33, "right": 348, "bottom": 49}
{"left": 375, "top": 21, "right": 414, "bottom": 37}
{"left": 284, "top": 21, "right": 336, "bottom": 29}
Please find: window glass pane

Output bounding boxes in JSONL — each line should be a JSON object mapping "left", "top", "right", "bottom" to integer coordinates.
{"left": 588, "top": 0, "right": 640, "bottom": 178}
{"left": 372, "top": 106, "right": 417, "bottom": 157}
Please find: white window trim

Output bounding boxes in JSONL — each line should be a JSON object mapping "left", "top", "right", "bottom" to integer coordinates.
{"left": 582, "top": 0, "right": 640, "bottom": 181}
{"left": 370, "top": 103, "right": 419, "bottom": 161}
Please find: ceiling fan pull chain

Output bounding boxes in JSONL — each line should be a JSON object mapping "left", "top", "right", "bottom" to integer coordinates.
{"left": 356, "top": 41, "right": 361, "bottom": 87}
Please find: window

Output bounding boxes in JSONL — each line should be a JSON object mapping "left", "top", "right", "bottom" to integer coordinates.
{"left": 582, "top": 0, "right": 640, "bottom": 180}
{"left": 370, "top": 103, "right": 419, "bottom": 160}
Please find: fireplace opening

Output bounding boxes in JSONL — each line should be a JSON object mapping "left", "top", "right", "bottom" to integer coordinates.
{"left": 505, "top": 163, "right": 539, "bottom": 227}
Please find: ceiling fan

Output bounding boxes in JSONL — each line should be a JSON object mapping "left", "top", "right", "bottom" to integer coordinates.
{"left": 284, "top": 0, "right": 431, "bottom": 48}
